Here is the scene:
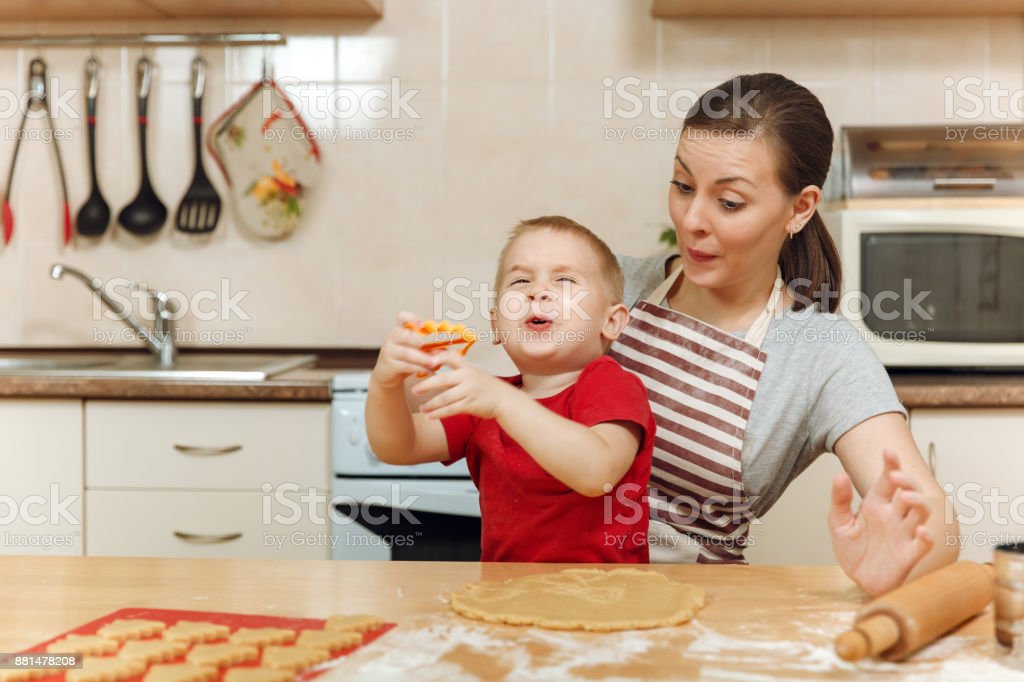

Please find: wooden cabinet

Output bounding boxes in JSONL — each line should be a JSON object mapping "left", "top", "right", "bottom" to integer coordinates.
{"left": 0, "top": 0, "right": 382, "bottom": 20}
{"left": 144, "top": 0, "right": 383, "bottom": 19}
{"left": 84, "top": 400, "right": 331, "bottom": 560}
{"left": 909, "top": 408, "right": 1024, "bottom": 564}
{"left": 0, "top": 400, "right": 84, "bottom": 557}
{"left": 651, "top": 0, "right": 1024, "bottom": 18}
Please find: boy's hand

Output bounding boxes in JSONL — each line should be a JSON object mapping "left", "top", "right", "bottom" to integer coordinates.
{"left": 412, "top": 350, "right": 520, "bottom": 420}
{"left": 371, "top": 311, "right": 442, "bottom": 390}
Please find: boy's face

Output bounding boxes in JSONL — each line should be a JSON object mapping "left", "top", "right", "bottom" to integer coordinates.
{"left": 490, "top": 228, "right": 627, "bottom": 375}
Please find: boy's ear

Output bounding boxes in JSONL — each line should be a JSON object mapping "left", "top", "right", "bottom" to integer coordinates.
{"left": 600, "top": 303, "right": 630, "bottom": 342}
{"left": 488, "top": 306, "right": 501, "bottom": 345}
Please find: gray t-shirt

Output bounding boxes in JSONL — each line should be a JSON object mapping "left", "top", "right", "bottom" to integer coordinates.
{"left": 618, "top": 253, "right": 907, "bottom": 518}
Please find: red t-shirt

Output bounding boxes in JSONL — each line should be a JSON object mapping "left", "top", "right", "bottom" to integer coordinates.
{"left": 441, "top": 355, "right": 653, "bottom": 563}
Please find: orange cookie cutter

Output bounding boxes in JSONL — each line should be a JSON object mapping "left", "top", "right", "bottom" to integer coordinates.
{"left": 404, "top": 319, "right": 477, "bottom": 377}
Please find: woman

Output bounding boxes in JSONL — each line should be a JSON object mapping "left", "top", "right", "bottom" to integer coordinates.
{"left": 611, "top": 73, "right": 958, "bottom": 597}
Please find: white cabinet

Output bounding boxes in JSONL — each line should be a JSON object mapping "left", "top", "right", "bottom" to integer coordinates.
{"left": 84, "top": 400, "right": 331, "bottom": 560}
{"left": 86, "top": 401, "right": 329, "bottom": 490}
{"left": 745, "top": 453, "right": 846, "bottom": 565}
{"left": 0, "top": 400, "right": 84, "bottom": 556}
{"left": 909, "top": 408, "right": 1024, "bottom": 563}
{"left": 748, "top": 407, "right": 1024, "bottom": 565}
{"left": 87, "top": 489, "right": 330, "bottom": 560}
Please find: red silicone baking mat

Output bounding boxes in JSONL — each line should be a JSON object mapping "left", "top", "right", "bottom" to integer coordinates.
{"left": 18, "top": 607, "right": 395, "bottom": 681}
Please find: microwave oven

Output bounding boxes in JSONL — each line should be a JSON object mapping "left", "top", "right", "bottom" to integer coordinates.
{"left": 824, "top": 205, "right": 1024, "bottom": 369}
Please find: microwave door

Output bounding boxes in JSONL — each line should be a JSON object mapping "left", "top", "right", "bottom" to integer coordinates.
{"left": 860, "top": 232, "right": 1024, "bottom": 343}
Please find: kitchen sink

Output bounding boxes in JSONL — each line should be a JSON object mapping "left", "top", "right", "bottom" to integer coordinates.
{"left": 0, "top": 357, "right": 114, "bottom": 371}
{"left": 0, "top": 353, "right": 317, "bottom": 381}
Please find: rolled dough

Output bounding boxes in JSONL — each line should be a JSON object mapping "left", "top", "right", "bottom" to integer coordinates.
{"left": 450, "top": 568, "right": 706, "bottom": 632}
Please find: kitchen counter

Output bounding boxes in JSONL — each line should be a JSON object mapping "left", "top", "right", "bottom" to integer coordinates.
{"left": 1, "top": 350, "right": 1024, "bottom": 406}
{"left": 0, "top": 556, "right": 1017, "bottom": 681}
{"left": 0, "top": 367, "right": 339, "bottom": 402}
{"left": 891, "top": 372, "right": 1024, "bottom": 408}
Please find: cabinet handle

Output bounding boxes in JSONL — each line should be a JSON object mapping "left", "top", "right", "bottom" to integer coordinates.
{"left": 173, "top": 531, "right": 243, "bottom": 544}
{"left": 173, "top": 444, "right": 242, "bottom": 456}
{"left": 927, "top": 442, "right": 937, "bottom": 474}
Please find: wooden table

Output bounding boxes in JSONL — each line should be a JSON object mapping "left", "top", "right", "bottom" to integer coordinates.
{"left": 1, "top": 557, "right": 1020, "bottom": 681}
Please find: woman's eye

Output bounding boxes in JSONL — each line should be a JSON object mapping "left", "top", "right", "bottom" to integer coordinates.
{"left": 556, "top": 276, "right": 576, "bottom": 283}
{"left": 510, "top": 278, "right": 528, "bottom": 285}
{"left": 721, "top": 199, "right": 745, "bottom": 212}
{"left": 670, "top": 180, "right": 693, "bottom": 194}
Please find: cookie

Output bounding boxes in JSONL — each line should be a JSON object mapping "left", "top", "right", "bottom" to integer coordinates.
{"left": 227, "top": 628, "right": 296, "bottom": 647}
{"left": 97, "top": 619, "right": 167, "bottom": 641}
{"left": 295, "top": 629, "right": 362, "bottom": 652}
{"left": 119, "top": 639, "right": 189, "bottom": 664}
{"left": 185, "top": 644, "right": 259, "bottom": 668}
{"left": 325, "top": 614, "right": 383, "bottom": 633}
{"left": 143, "top": 663, "right": 218, "bottom": 682}
{"left": 66, "top": 656, "right": 146, "bottom": 682}
{"left": 261, "top": 646, "right": 330, "bottom": 672}
{"left": 222, "top": 669, "right": 293, "bottom": 682}
{"left": 163, "top": 622, "right": 230, "bottom": 644}
{"left": 46, "top": 634, "right": 119, "bottom": 655}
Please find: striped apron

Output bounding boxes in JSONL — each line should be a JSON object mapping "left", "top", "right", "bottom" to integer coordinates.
{"left": 608, "top": 264, "right": 783, "bottom": 563}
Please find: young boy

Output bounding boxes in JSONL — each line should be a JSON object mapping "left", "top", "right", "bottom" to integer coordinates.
{"left": 365, "top": 216, "right": 654, "bottom": 563}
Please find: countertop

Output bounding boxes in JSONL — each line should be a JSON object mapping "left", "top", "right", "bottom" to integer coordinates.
{"left": 0, "top": 349, "right": 379, "bottom": 402}
{"left": 890, "top": 372, "right": 1024, "bottom": 408}
{"left": 1, "top": 348, "right": 1024, "bottom": 406}
{"left": 0, "top": 556, "right": 1019, "bottom": 681}
{"left": 0, "top": 367, "right": 340, "bottom": 402}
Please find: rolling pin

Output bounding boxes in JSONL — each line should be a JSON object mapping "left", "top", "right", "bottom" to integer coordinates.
{"left": 834, "top": 560, "right": 995, "bottom": 662}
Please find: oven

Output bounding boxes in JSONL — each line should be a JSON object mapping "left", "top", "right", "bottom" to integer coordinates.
{"left": 330, "top": 371, "right": 481, "bottom": 561}
{"left": 823, "top": 125, "right": 1024, "bottom": 369}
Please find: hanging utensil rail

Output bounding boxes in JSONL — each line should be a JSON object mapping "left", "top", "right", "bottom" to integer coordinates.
{"left": 0, "top": 33, "right": 285, "bottom": 48}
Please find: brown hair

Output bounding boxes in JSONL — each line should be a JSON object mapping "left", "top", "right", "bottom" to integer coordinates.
{"left": 682, "top": 73, "right": 841, "bottom": 312}
{"left": 495, "top": 215, "right": 625, "bottom": 304}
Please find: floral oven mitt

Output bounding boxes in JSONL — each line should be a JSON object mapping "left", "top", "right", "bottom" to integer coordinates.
{"left": 207, "top": 80, "right": 321, "bottom": 239}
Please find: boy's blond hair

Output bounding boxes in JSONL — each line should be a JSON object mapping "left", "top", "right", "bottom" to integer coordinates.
{"left": 494, "top": 216, "right": 625, "bottom": 304}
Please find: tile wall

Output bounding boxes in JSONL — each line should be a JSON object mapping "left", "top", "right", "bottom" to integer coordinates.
{"left": 0, "top": 1, "right": 1018, "bottom": 374}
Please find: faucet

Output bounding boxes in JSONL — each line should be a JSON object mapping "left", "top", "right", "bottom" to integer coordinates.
{"left": 50, "top": 263, "right": 178, "bottom": 367}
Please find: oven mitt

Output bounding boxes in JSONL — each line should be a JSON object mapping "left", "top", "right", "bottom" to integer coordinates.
{"left": 207, "top": 80, "right": 321, "bottom": 239}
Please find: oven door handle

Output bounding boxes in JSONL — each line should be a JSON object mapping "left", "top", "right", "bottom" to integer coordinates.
{"left": 932, "top": 177, "right": 997, "bottom": 190}
{"left": 387, "top": 490, "right": 481, "bottom": 518}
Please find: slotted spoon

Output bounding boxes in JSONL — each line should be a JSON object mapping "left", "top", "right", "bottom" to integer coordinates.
{"left": 176, "top": 56, "right": 221, "bottom": 233}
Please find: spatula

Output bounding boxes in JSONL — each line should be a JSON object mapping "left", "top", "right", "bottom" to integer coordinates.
{"left": 176, "top": 56, "right": 220, "bottom": 233}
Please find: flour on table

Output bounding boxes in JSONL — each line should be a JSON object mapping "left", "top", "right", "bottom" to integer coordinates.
{"left": 322, "top": 614, "right": 667, "bottom": 682}
{"left": 322, "top": 610, "right": 1024, "bottom": 682}
{"left": 687, "top": 617, "right": 1024, "bottom": 682}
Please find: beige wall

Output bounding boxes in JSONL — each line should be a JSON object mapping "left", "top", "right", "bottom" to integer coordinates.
{"left": 1, "top": 2, "right": 1020, "bottom": 374}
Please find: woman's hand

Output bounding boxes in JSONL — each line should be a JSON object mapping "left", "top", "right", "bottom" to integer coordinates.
{"left": 828, "top": 449, "right": 935, "bottom": 597}
{"left": 370, "top": 311, "right": 440, "bottom": 389}
{"left": 412, "top": 350, "right": 520, "bottom": 420}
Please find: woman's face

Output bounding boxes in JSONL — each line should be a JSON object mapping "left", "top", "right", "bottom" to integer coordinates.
{"left": 668, "top": 131, "right": 797, "bottom": 290}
